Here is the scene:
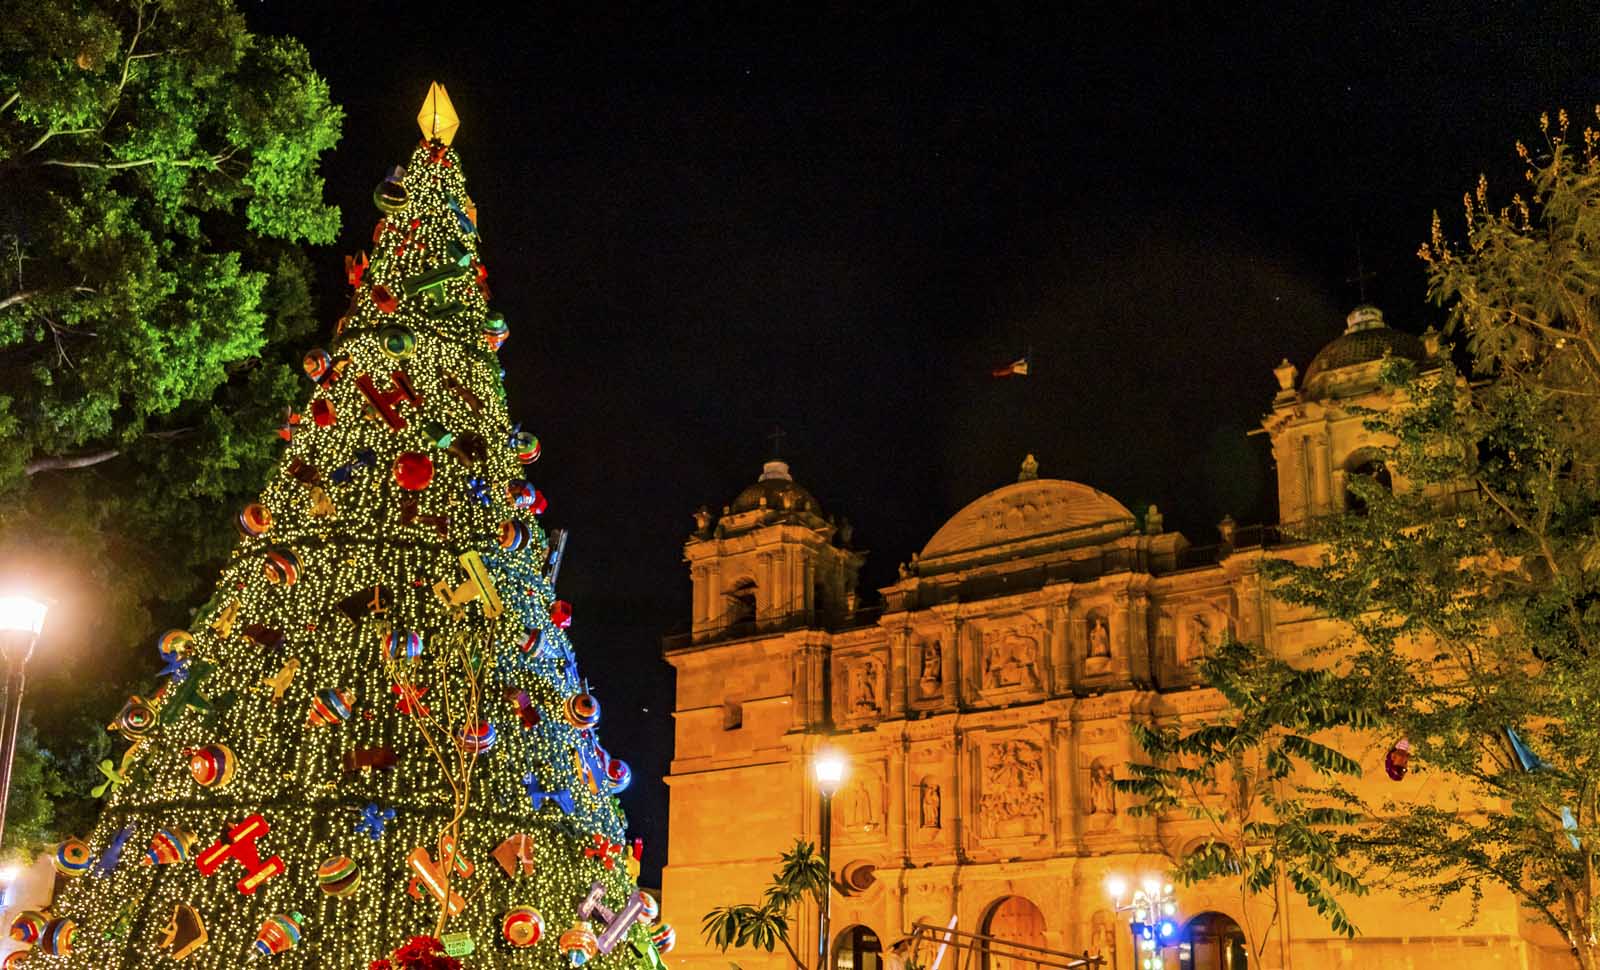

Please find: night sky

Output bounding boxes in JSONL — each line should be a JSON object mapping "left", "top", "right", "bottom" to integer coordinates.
{"left": 239, "top": 2, "right": 1600, "bottom": 883}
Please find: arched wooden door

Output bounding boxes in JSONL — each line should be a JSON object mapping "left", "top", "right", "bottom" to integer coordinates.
{"left": 1179, "top": 912, "right": 1247, "bottom": 970}
{"left": 982, "top": 896, "right": 1046, "bottom": 970}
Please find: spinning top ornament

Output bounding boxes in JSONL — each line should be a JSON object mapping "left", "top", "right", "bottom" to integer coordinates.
{"left": 374, "top": 165, "right": 409, "bottom": 213}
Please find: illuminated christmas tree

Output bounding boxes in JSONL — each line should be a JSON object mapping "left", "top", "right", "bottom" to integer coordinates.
{"left": 18, "top": 83, "right": 674, "bottom": 970}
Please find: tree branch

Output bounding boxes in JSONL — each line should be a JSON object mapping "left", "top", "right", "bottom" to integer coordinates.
{"left": 23, "top": 449, "right": 120, "bottom": 476}
{"left": 0, "top": 291, "right": 38, "bottom": 312}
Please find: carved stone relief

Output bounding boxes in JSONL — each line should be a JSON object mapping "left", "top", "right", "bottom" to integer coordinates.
{"left": 1083, "top": 609, "right": 1112, "bottom": 675}
{"left": 981, "top": 628, "right": 1042, "bottom": 691}
{"left": 838, "top": 776, "right": 881, "bottom": 834}
{"left": 1178, "top": 607, "right": 1229, "bottom": 664}
{"left": 841, "top": 656, "right": 883, "bottom": 718}
{"left": 977, "top": 738, "right": 1047, "bottom": 839}
{"left": 1087, "top": 759, "right": 1117, "bottom": 816}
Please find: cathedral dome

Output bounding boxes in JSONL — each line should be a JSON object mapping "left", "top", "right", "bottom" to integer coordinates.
{"left": 916, "top": 475, "right": 1136, "bottom": 574}
{"left": 730, "top": 460, "right": 821, "bottom": 515}
{"left": 1301, "top": 305, "right": 1426, "bottom": 399}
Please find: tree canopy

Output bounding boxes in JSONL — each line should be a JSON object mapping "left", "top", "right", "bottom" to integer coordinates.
{"left": 1149, "top": 109, "right": 1600, "bottom": 970}
{"left": 0, "top": 0, "right": 341, "bottom": 850}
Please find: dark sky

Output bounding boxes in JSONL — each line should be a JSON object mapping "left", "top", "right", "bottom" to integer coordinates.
{"left": 244, "top": 1, "right": 1600, "bottom": 883}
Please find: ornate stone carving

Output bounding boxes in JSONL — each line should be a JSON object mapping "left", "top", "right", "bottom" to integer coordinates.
{"left": 981, "top": 629, "right": 1041, "bottom": 691}
{"left": 840, "top": 777, "right": 878, "bottom": 832}
{"left": 978, "top": 739, "right": 1047, "bottom": 838}
{"left": 1179, "top": 608, "right": 1228, "bottom": 664}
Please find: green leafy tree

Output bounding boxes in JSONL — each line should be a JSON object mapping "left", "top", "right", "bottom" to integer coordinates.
{"left": 1160, "top": 108, "right": 1600, "bottom": 970}
{"left": 1117, "top": 637, "right": 1369, "bottom": 965}
{"left": 0, "top": 0, "right": 340, "bottom": 849}
{"left": 702, "top": 839, "right": 829, "bottom": 970}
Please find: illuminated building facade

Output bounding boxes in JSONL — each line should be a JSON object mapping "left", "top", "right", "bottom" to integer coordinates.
{"left": 662, "top": 307, "right": 1564, "bottom": 970}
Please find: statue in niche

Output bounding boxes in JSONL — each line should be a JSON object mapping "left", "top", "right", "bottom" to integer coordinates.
{"left": 849, "top": 660, "right": 880, "bottom": 716}
{"left": 983, "top": 630, "right": 1041, "bottom": 690}
{"left": 841, "top": 779, "right": 874, "bottom": 830}
{"left": 1185, "top": 612, "right": 1215, "bottom": 662}
{"left": 978, "top": 740, "right": 1046, "bottom": 837}
{"left": 919, "top": 780, "right": 942, "bottom": 830}
{"left": 1087, "top": 616, "right": 1111, "bottom": 658}
{"left": 1088, "top": 760, "right": 1116, "bottom": 815}
{"left": 1089, "top": 916, "right": 1112, "bottom": 958}
{"left": 918, "top": 640, "right": 943, "bottom": 698}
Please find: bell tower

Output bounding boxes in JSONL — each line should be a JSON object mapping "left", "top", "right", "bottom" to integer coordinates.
{"left": 1263, "top": 305, "right": 1438, "bottom": 524}
{"left": 684, "top": 459, "right": 862, "bottom": 641}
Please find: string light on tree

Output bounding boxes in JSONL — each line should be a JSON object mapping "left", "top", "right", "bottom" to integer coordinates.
{"left": 24, "top": 83, "right": 672, "bottom": 969}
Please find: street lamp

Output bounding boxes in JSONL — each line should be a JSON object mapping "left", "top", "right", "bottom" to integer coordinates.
{"left": 814, "top": 751, "right": 846, "bottom": 970}
{"left": 0, "top": 595, "right": 47, "bottom": 852}
{"left": 1105, "top": 873, "right": 1178, "bottom": 970}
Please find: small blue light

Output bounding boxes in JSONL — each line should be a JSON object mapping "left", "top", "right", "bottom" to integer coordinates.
{"left": 1157, "top": 918, "right": 1179, "bottom": 940}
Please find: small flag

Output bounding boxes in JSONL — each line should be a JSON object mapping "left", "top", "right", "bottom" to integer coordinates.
{"left": 991, "top": 355, "right": 1030, "bottom": 378}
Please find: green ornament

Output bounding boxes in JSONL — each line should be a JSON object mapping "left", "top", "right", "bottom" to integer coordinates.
{"left": 379, "top": 324, "right": 417, "bottom": 359}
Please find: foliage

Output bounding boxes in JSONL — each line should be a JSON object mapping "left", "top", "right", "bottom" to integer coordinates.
{"left": 702, "top": 839, "right": 829, "bottom": 970}
{"left": 2, "top": 687, "right": 117, "bottom": 856}
{"left": 1159, "top": 108, "right": 1600, "bottom": 970}
{"left": 0, "top": 0, "right": 340, "bottom": 847}
{"left": 1117, "top": 636, "right": 1370, "bottom": 963}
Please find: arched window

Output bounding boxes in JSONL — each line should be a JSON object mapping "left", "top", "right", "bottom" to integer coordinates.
{"left": 981, "top": 896, "right": 1046, "bottom": 970}
{"left": 724, "top": 578, "right": 757, "bottom": 626}
{"left": 1343, "top": 449, "right": 1393, "bottom": 514}
{"left": 1179, "top": 912, "right": 1248, "bottom": 970}
{"left": 833, "top": 924, "right": 883, "bottom": 970}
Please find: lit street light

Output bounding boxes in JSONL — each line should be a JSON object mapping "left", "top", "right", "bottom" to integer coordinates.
{"left": 814, "top": 750, "right": 846, "bottom": 970}
{"left": 1105, "top": 873, "right": 1178, "bottom": 970}
{"left": 0, "top": 595, "right": 47, "bottom": 853}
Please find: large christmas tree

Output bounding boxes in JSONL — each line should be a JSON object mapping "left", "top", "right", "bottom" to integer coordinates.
{"left": 13, "top": 84, "right": 674, "bottom": 970}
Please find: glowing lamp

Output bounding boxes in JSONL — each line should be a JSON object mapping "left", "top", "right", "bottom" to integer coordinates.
{"left": 1104, "top": 875, "right": 1128, "bottom": 901}
{"left": 0, "top": 597, "right": 46, "bottom": 635}
{"left": 814, "top": 752, "right": 846, "bottom": 797}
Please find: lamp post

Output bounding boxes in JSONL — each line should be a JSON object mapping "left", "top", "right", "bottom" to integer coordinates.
{"left": 0, "top": 596, "right": 47, "bottom": 852}
{"left": 814, "top": 751, "right": 846, "bottom": 970}
{"left": 1105, "top": 873, "right": 1178, "bottom": 970}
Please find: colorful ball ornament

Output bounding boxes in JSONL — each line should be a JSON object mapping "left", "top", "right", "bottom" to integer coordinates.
{"left": 236, "top": 502, "right": 273, "bottom": 538}
{"left": 605, "top": 755, "right": 633, "bottom": 794}
{"left": 379, "top": 324, "right": 417, "bottom": 359}
{"left": 157, "top": 629, "right": 194, "bottom": 659}
{"left": 143, "top": 827, "right": 197, "bottom": 866}
{"left": 564, "top": 693, "right": 600, "bottom": 730}
{"left": 550, "top": 599, "right": 573, "bottom": 629}
{"left": 317, "top": 855, "right": 361, "bottom": 897}
{"left": 503, "top": 907, "right": 544, "bottom": 948}
{"left": 53, "top": 838, "right": 91, "bottom": 877}
{"left": 1385, "top": 738, "right": 1412, "bottom": 781}
{"left": 511, "top": 430, "right": 541, "bottom": 464}
{"left": 393, "top": 451, "right": 435, "bottom": 491}
{"left": 10, "top": 911, "right": 46, "bottom": 944}
{"left": 483, "top": 311, "right": 509, "bottom": 351}
{"left": 254, "top": 912, "right": 304, "bottom": 956}
{"left": 638, "top": 893, "right": 660, "bottom": 924}
{"left": 651, "top": 922, "right": 677, "bottom": 954}
{"left": 4, "top": 951, "right": 29, "bottom": 968}
{"left": 37, "top": 918, "right": 75, "bottom": 956}
{"left": 559, "top": 920, "right": 599, "bottom": 966}
{"left": 385, "top": 629, "right": 424, "bottom": 661}
{"left": 456, "top": 719, "right": 498, "bottom": 755}
{"left": 302, "top": 348, "right": 333, "bottom": 383}
{"left": 374, "top": 165, "right": 408, "bottom": 212}
{"left": 499, "top": 520, "right": 532, "bottom": 551}
{"left": 187, "top": 744, "right": 238, "bottom": 788}
{"left": 307, "top": 688, "right": 355, "bottom": 727}
{"left": 263, "top": 548, "right": 301, "bottom": 585}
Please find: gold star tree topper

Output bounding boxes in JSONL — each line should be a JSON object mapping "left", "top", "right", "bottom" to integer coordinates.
{"left": 417, "top": 81, "right": 460, "bottom": 146}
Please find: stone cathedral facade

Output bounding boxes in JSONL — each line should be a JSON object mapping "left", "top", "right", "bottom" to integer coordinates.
{"left": 661, "top": 307, "right": 1566, "bottom": 970}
